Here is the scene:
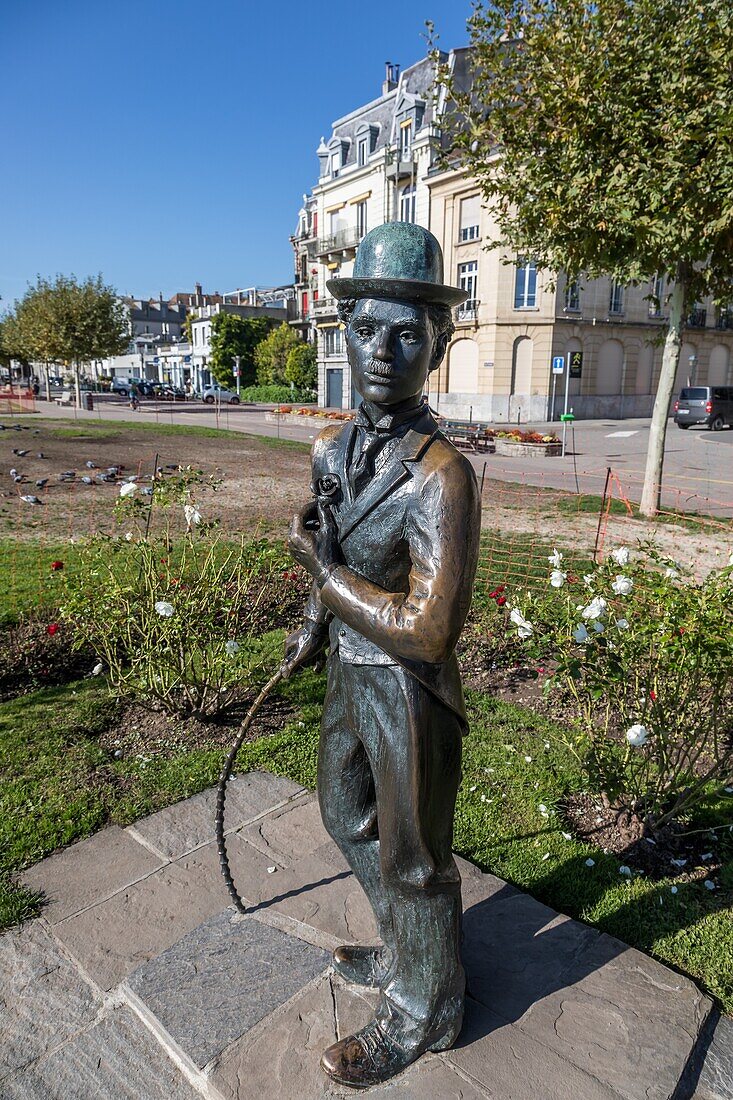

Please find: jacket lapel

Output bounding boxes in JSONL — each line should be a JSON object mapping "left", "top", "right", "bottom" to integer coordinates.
{"left": 337, "top": 419, "right": 438, "bottom": 541}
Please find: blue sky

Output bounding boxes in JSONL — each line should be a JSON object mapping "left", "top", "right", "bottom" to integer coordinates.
{"left": 1, "top": 1, "right": 471, "bottom": 306}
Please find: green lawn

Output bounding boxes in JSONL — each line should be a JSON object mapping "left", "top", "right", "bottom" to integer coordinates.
{"left": 38, "top": 417, "right": 310, "bottom": 450}
{"left": 2, "top": 652, "right": 730, "bottom": 1012}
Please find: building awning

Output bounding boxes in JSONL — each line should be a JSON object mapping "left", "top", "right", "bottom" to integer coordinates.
{"left": 348, "top": 191, "right": 372, "bottom": 204}
{"left": 325, "top": 201, "right": 346, "bottom": 213}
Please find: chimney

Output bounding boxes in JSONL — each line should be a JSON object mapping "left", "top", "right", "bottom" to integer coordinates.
{"left": 382, "top": 61, "right": 400, "bottom": 95}
{"left": 195, "top": 282, "right": 202, "bottom": 305}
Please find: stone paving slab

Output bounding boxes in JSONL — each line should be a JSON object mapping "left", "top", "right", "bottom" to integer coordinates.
{"left": 696, "top": 1014, "right": 733, "bottom": 1100}
{"left": 130, "top": 771, "right": 305, "bottom": 861}
{"left": 0, "top": 1006, "right": 201, "bottom": 1099}
{"left": 2, "top": 777, "right": 721, "bottom": 1099}
{"left": 0, "top": 922, "right": 100, "bottom": 1080}
{"left": 124, "top": 909, "right": 329, "bottom": 1067}
{"left": 19, "top": 825, "right": 163, "bottom": 925}
{"left": 514, "top": 932, "right": 711, "bottom": 1100}
{"left": 51, "top": 843, "right": 235, "bottom": 990}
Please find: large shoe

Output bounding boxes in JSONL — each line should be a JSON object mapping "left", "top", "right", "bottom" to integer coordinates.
{"left": 320, "top": 1015, "right": 461, "bottom": 1089}
{"left": 332, "top": 945, "right": 392, "bottom": 988}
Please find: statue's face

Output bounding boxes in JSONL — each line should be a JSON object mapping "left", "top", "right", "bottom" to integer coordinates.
{"left": 346, "top": 298, "right": 441, "bottom": 407}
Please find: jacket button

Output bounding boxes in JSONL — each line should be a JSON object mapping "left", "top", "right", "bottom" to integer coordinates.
{"left": 339, "top": 629, "right": 346, "bottom": 637}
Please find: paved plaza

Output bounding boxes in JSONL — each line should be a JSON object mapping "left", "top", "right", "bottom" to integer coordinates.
{"left": 1, "top": 771, "right": 730, "bottom": 1099}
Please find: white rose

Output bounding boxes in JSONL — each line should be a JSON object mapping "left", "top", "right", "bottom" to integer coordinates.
{"left": 665, "top": 567, "right": 679, "bottom": 580}
{"left": 225, "top": 639, "right": 240, "bottom": 656}
{"left": 184, "top": 503, "right": 202, "bottom": 528}
{"left": 583, "top": 574, "right": 594, "bottom": 586}
{"left": 625, "top": 723, "right": 649, "bottom": 747}
{"left": 615, "top": 618, "right": 629, "bottom": 630}
{"left": 548, "top": 548, "right": 563, "bottom": 569}
{"left": 611, "top": 575, "right": 633, "bottom": 596}
{"left": 549, "top": 570, "right": 566, "bottom": 588}
{"left": 509, "top": 607, "right": 533, "bottom": 639}
{"left": 92, "top": 661, "right": 104, "bottom": 676}
{"left": 581, "top": 596, "right": 607, "bottom": 620}
{"left": 611, "top": 547, "right": 630, "bottom": 566}
{"left": 572, "top": 624, "right": 589, "bottom": 643}
{"left": 154, "top": 601, "right": 175, "bottom": 618}
{"left": 592, "top": 621, "right": 605, "bottom": 633}
{"left": 119, "top": 482, "right": 137, "bottom": 498}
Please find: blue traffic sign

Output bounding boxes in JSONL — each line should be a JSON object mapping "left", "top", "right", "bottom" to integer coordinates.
{"left": 552, "top": 356, "right": 565, "bottom": 375}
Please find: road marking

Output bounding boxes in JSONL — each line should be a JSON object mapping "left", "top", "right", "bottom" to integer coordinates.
{"left": 605, "top": 431, "right": 639, "bottom": 438}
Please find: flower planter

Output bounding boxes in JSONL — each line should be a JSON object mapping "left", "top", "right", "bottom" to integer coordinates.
{"left": 264, "top": 411, "right": 354, "bottom": 427}
{"left": 493, "top": 439, "right": 562, "bottom": 457}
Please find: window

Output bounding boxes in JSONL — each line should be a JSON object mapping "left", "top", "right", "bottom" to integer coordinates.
{"left": 400, "top": 184, "right": 416, "bottom": 223}
{"left": 356, "top": 200, "right": 368, "bottom": 238}
{"left": 514, "top": 258, "right": 537, "bottom": 309}
{"left": 459, "top": 195, "right": 480, "bottom": 241}
{"left": 649, "top": 275, "right": 664, "bottom": 316}
{"left": 564, "top": 280, "right": 580, "bottom": 311}
{"left": 458, "top": 261, "right": 478, "bottom": 313}
{"left": 357, "top": 138, "right": 368, "bottom": 167}
{"left": 330, "top": 151, "right": 341, "bottom": 176}
{"left": 400, "top": 120, "right": 412, "bottom": 159}
{"left": 609, "top": 280, "right": 624, "bottom": 314}
{"left": 323, "top": 328, "right": 343, "bottom": 357}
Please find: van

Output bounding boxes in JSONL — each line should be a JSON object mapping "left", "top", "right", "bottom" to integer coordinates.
{"left": 674, "top": 386, "right": 733, "bottom": 430}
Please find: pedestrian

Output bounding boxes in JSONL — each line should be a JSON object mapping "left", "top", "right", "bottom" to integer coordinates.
{"left": 129, "top": 382, "right": 139, "bottom": 411}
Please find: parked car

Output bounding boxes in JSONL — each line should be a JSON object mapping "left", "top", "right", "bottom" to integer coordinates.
{"left": 674, "top": 386, "right": 733, "bottom": 430}
{"left": 153, "top": 383, "right": 186, "bottom": 401}
{"left": 111, "top": 377, "right": 143, "bottom": 397}
{"left": 136, "top": 380, "right": 160, "bottom": 397}
{"left": 201, "top": 385, "right": 240, "bottom": 405}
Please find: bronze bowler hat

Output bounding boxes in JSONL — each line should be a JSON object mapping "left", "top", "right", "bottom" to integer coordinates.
{"left": 327, "top": 222, "right": 468, "bottom": 308}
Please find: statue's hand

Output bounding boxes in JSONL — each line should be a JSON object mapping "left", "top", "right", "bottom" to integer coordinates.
{"left": 288, "top": 501, "right": 340, "bottom": 584}
{"left": 281, "top": 623, "right": 328, "bottom": 679}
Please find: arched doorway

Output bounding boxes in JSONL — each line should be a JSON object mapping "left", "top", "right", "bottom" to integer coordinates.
{"left": 676, "top": 342, "right": 698, "bottom": 389}
{"left": 511, "top": 336, "right": 533, "bottom": 394}
{"left": 447, "top": 339, "right": 479, "bottom": 393}
{"left": 596, "top": 339, "right": 624, "bottom": 394}
{"left": 635, "top": 344, "right": 654, "bottom": 394}
{"left": 708, "top": 345, "right": 730, "bottom": 386}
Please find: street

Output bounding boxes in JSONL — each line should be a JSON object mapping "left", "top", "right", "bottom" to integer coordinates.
{"left": 23, "top": 395, "right": 733, "bottom": 517}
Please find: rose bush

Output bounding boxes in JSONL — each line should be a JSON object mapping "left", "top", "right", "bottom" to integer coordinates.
{"left": 60, "top": 469, "right": 302, "bottom": 719}
{"left": 503, "top": 545, "right": 733, "bottom": 837}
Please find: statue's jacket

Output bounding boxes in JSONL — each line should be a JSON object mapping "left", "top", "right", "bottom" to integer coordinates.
{"left": 306, "top": 407, "right": 481, "bottom": 730}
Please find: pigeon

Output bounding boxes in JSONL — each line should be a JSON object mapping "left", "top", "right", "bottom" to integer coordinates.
{"left": 9, "top": 468, "right": 17, "bottom": 478}
{"left": 12, "top": 448, "right": 28, "bottom": 456}
{"left": 81, "top": 476, "right": 94, "bottom": 485}
{"left": 85, "top": 460, "right": 97, "bottom": 469}
{"left": 36, "top": 452, "right": 46, "bottom": 459}
{"left": 60, "top": 470, "right": 76, "bottom": 478}
{"left": 98, "top": 474, "right": 116, "bottom": 483}
{"left": 20, "top": 494, "right": 43, "bottom": 505}
{"left": 13, "top": 474, "right": 24, "bottom": 483}
{"left": 106, "top": 465, "right": 122, "bottom": 475}
{"left": 35, "top": 478, "right": 48, "bottom": 488}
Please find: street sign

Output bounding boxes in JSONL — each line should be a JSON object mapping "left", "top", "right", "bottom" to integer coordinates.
{"left": 233, "top": 366, "right": 239, "bottom": 377}
{"left": 552, "top": 356, "right": 565, "bottom": 375}
{"left": 568, "top": 351, "right": 583, "bottom": 378}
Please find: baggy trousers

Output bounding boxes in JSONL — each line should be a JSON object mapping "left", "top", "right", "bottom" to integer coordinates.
{"left": 317, "top": 656, "right": 465, "bottom": 1047}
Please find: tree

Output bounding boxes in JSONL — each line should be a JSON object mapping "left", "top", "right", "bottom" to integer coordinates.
{"left": 6, "top": 274, "right": 129, "bottom": 406}
{"left": 285, "top": 341, "right": 317, "bottom": 392}
{"left": 209, "top": 312, "right": 273, "bottom": 389}
{"left": 254, "top": 322, "right": 301, "bottom": 386}
{"left": 437, "top": 0, "right": 733, "bottom": 515}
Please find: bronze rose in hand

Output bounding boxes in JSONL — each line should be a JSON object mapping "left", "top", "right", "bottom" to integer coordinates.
{"left": 311, "top": 473, "right": 342, "bottom": 507}
{"left": 289, "top": 497, "right": 341, "bottom": 586}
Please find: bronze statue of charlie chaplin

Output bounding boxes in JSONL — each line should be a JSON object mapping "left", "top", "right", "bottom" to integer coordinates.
{"left": 284, "top": 222, "right": 481, "bottom": 1089}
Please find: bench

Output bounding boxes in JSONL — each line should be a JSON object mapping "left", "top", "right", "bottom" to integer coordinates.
{"left": 440, "top": 421, "right": 494, "bottom": 452}
{"left": 55, "top": 391, "right": 73, "bottom": 407}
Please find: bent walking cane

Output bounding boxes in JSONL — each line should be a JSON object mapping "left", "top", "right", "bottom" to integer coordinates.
{"left": 214, "top": 667, "right": 285, "bottom": 914}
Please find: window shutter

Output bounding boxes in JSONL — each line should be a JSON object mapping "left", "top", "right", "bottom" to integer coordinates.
{"left": 460, "top": 195, "right": 480, "bottom": 230}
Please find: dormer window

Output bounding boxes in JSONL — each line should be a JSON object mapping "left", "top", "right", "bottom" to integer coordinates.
{"left": 400, "top": 120, "right": 412, "bottom": 159}
{"left": 330, "top": 151, "right": 341, "bottom": 176}
{"left": 357, "top": 137, "right": 368, "bottom": 167}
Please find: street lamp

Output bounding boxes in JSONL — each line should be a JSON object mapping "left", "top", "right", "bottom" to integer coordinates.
{"left": 233, "top": 355, "right": 241, "bottom": 397}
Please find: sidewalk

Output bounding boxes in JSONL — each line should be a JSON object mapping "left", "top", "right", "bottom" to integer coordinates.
{"left": 2, "top": 772, "right": 730, "bottom": 1099}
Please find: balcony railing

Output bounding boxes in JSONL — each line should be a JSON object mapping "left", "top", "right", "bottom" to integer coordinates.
{"left": 454, "top": 300, "right": 479, "bottom": 323}
{"left": 715, "top": 309, "right": 733, "bottom": 330}
{"left": 686, "top": 308, "right": 707, "bottom": 329}
{"left": 314, "top": 227, "right": 364, "bottom": 259}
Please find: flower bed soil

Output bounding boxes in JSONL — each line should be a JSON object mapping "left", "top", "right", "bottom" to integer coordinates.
{"left": 0, "top": 616, "right": 95, "bottom": 700}
{"left": 562, "top": 791, "right": 727, "bottom": 882}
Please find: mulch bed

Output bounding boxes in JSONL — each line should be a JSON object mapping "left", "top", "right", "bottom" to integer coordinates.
{"left": 562, "top": 791, "right": 726, "bottom": 882}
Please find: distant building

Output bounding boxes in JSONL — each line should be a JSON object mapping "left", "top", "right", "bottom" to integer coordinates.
{"left": 292, "top": 52, "right": 733, "bottom": 418}
{"left": 189, "top": 297, "right": 294, "bottom": 392}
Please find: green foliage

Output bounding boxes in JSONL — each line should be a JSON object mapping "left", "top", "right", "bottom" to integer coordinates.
{"left": 505, "top": 544, "right": 733, "bottom": 831}
{"left": 439, "top": 0, "right": 733, "bottom": 299}
{"left": 239, "top": 384, "right": 315, "bottom": 403}
{"left": 60, "top": 469, "right": 294, "bottom": 718}
{"left": 254, "top": 322, "right": 302, "bottom": 386}
{"left": 209, "top": 312, "right": 273, "bottom": 389}
{"left": 285, "top": 341, "right": 317, "bottom": 391}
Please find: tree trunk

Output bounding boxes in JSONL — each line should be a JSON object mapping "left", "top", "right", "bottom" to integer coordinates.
{"left": 639, "top": 270, "right": 687, "bottom": 517}
{"left": 44, "top": 362, "right": 51, "bottom": 403}
{"left": 74, "top": 360, "right": 82, "bottom": 409}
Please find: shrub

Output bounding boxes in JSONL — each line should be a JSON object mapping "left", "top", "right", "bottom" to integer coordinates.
{"left": 503, "top": 544, "right": 733, "bottom": 836}
{"left": 239, "top": 384, "right": 316, "bottom": 403}
{"left": 60, "top": 469, "right": 305, "bottom": 719}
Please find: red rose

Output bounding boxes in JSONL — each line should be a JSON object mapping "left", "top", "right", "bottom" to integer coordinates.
{"left": 50, "top": 560, "right": 64, "bottom": 571}
{"left": 46, "top": 623, "right": 60, "bottom": 636}
{"left": 496, "top": 595, "right": 507, "bottom": 606}
{"left": 649, "top": 690, "right": 657, "bottom": 701}
{"left": 488, "top": 589, "right": 498, "bottom": 599}
{"left": 496, "top": 585, "right": 506, "bottom": 593}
